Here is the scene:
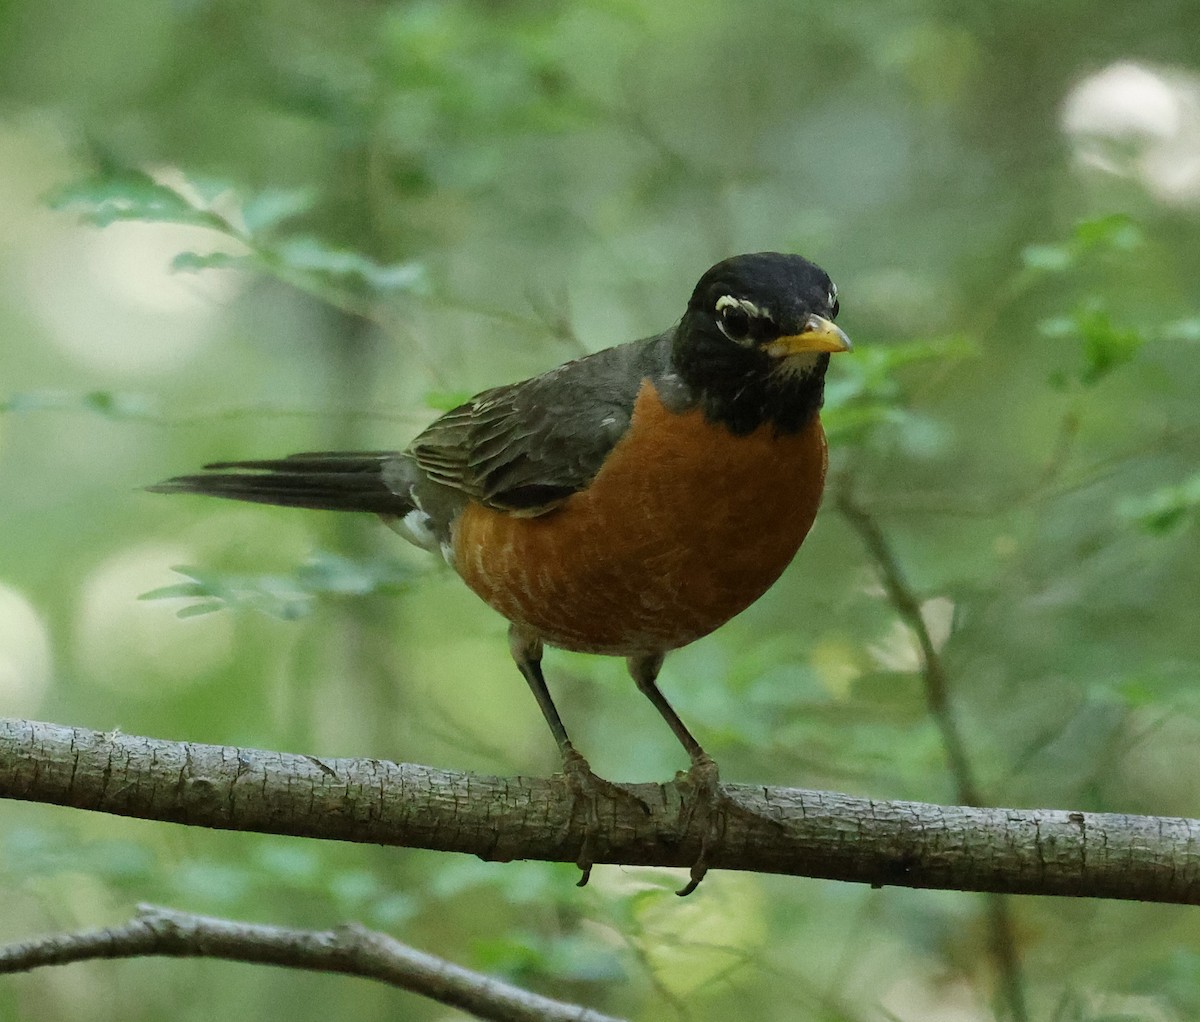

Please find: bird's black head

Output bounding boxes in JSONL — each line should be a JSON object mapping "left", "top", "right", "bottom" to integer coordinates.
{"left": 673, "top": 252, "right": 851, "bottom": 435}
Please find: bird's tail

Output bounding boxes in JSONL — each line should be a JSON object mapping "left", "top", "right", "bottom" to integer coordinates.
{"left": 148, "top": 452, "right": 413, "bottom": 516}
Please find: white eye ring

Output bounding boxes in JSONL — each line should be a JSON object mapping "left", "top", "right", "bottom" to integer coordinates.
{"left": 715, "top": 295, "right": 767, "bottom": 317}
{"left": 714, "top": 295, "right": 769, "bottom": 345}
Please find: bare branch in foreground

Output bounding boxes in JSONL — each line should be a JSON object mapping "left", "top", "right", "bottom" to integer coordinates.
{"left": 2, "top": 717, "right": 1200, "bottom": 903}
{"left": 0, "top": 904, "right": 623, "bottom": 1022}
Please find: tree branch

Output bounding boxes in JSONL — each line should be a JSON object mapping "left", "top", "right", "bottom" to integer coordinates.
{"left": 837, "top": 482, "right": 1028, "bottom": 1022}
{"left": 0, "top": 904, "right": 624, "bottom": 1022}
{"left": 2, "top": 717, "right": 1199, "bottom": 903}
{"left": 836, "top": 485, "right": 981, "bottom": 803}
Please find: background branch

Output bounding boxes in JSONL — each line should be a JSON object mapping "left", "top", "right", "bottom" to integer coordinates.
{"left": 2, "top": 717, "right": 1199, "bottom": 904}
{"left": 838, "top": 482, "right": 1028, "bottom": 1022}
{"left": 0, "top": 904, "right": 623, "bottom": 1022}
{"left": 836, "top": 484, "right": 980, "bottom": 801}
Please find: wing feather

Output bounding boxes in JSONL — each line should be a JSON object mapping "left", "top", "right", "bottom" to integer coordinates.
{"left": 406, "top": 335, "right": 673, "bottom": 515}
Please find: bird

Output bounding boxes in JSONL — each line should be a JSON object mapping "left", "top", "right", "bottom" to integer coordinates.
{"left": 150, "top": 251, "right": 851, "bottom": 894}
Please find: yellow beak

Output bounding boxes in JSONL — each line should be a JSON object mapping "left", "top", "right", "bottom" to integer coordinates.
{"left": 765, "top": 315, "right": 852, "bottom": 357}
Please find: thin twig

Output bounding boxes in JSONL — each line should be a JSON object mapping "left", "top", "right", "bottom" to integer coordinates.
{"left": 0, "top": 904, "right": 622, "bottom": 1022}
{"left": 836, "top": 482, "right": 1029, "bottom": 1022}
{"left": 835, "top": 484, "right": 979, "bottom": 802}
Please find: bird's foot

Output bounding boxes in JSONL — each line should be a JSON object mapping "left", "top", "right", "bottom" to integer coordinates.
{"left": 673, "top": 752, "right": 727, "bottom": 896}
{"left": 557, "top": 745, "right": 648, "bottom": 887}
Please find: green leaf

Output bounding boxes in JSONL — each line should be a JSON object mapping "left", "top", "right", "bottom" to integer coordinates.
{"left": 48, "top": 167, "right": 224, "bottom": 231}
{"left": 139, "top": 555, "right": 422, "bottom": 619}
{"left": 822, "top": 335, "right": 975, "bottom": 445}
{"left": 1021, "top": 243, "right": 1073, "bottom": 272}
{"left": 172, "top": 251, "right": 254, "bottom": 273}
{"left": 174, "top": 602, "right": 226, "bottom": 619}
{"left": 271, "top": 237, "right": 427, "bottom": 295}
{"left": 1113, "top": 677, "right": 1161, "bottom": 708}
{"left": 239, "top": 187, "right": 317, "bottom": 234}
{"left": 1022, "top": 213, "right": 1143, "bottom": 275}
{"left": 1039, "top": 301, "right": 1146, "bottom": 386}
{"left": 1118, "top": 473, "right": 1200, "bottom": 533}
{"left": 1037, "top": 315, "right": 1076, "bottom": 339}
{"left": 1076, "top": 305, "right": 1144, "bottom": 385}
{"left": 1162, "top": 318, "right": 1200, "bottom": 343}
{"left": 137, "top": 581, "right": 209, "bottom": 601}
{"left": 1073, "top": 212, "right": 1143, "bottom": 252}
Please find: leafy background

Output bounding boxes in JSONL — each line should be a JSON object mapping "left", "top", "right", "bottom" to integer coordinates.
{"left": 1, "top": 2, "right": 1199, "bottom": 1020}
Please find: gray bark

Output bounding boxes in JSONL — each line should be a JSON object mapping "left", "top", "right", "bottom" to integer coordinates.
{"left": 2, "top": 717, "right": 1198, "bottom": 903}
{"left": 0, "top": 904, "right": 623, "bottom": 1022}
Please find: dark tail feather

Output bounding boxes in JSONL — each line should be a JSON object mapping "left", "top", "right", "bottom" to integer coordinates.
{"left": 148, "top": 452, "right": 412, "bottom": 515}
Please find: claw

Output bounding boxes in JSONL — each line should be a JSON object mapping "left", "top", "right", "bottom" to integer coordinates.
{"left": 557, "top": 746, "right": 648, "bottom": 886}
{"left": 558, "top": 748, "right": 597, "bottom": 883}
{"left": 674, "top": 753, "right": 725, "bottom": 896}
{"left": 676, "top": 868, "right": 705, "bottom": 898}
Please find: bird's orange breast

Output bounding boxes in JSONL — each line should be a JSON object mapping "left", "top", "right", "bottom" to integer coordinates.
{"left": 452, "top": 381, "right": 828, "bottom": 656}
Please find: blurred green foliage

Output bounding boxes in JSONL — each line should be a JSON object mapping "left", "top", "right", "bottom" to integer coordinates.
{"left": 1, "top": 1, "right": 1199, "bottom": 1021}
{"left": 142, "top": 552, "right": 423, "bottom": 620}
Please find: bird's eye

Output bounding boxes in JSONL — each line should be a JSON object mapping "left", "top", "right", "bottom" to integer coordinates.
{"left": 830, "top": 299, "right": 840, "bottom": 320}
{"left": 718, "top": 304, "right": 752, "bottom": 341}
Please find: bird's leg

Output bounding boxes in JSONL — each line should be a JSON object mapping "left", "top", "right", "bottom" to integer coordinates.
{"left": 627, "top": 652, "right": 724, "bottom": 896}
{"left": 509, "top": 624, "right": 642, "bottom": 886}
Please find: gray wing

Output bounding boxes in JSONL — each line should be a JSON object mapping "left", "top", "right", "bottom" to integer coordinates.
{"left": 149, "top": 334, "right": 679, "bottom": 531}
{"left": 407, "top": 334, "right": 674, "bottom": 516}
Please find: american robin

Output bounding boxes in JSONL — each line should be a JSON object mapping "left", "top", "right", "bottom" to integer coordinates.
{"left": 152, "top": 251, "right": 850, "bottom": 893}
